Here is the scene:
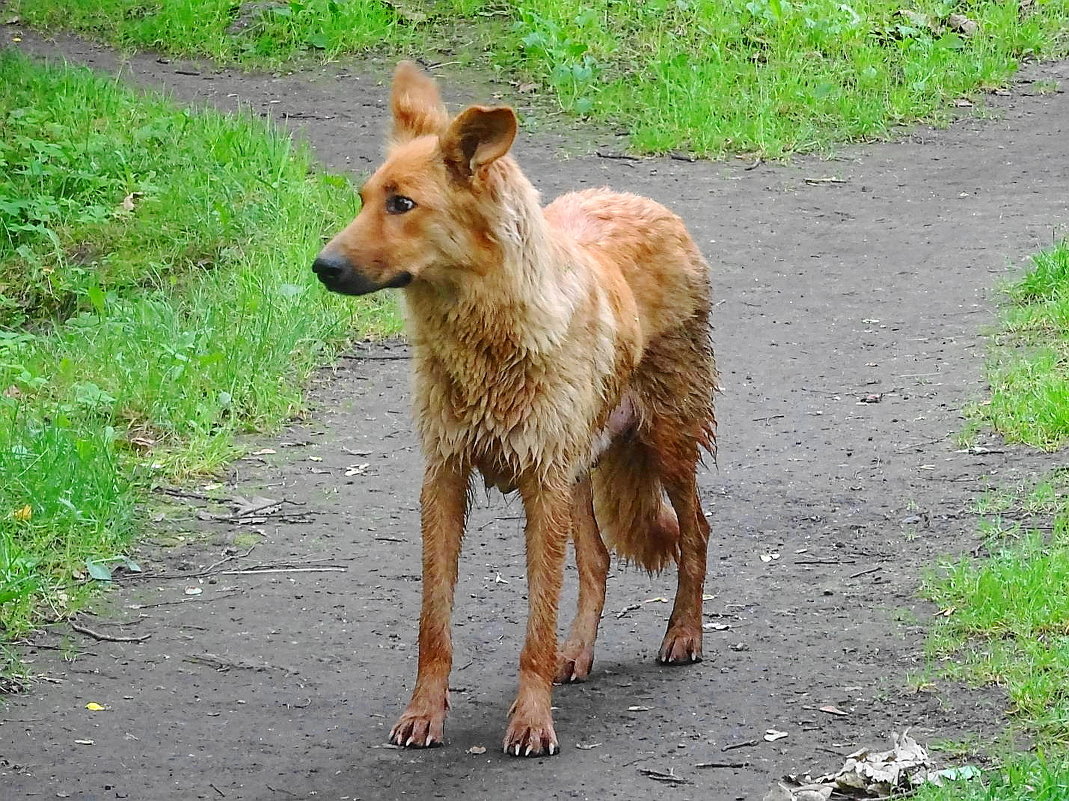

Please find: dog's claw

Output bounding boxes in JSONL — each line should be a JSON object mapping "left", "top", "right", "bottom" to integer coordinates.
{"left": 554, "top": 643, "right": 595, "bottom": 684}
{"left": 504, "top": 705, "right": 560, "bottom": 757}
{"left": 390, "top": 706, "right": 447, "bottom": 749}
{"left": 657, "top": 627, "right": 704, "bottom": 665}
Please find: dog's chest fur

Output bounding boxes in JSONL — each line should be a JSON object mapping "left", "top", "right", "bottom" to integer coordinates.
{"left": 407, "top": 283, "right": 630, "bottom": 487}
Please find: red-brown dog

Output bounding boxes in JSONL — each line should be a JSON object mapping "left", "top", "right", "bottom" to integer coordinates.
{"left": 313, "top": 62, "right": 717, "bottom": 757}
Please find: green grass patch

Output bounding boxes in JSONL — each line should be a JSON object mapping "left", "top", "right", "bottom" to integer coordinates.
{"left": 972, "top": 240, "right": 1069, "bottom": 449}
{"left": 923, "top": 470, "right": 1069, "bottom": 747}
{"left": 9, "top": 0, "right": 401, "bottom": 64}
{"left": 913, "top": 755, "right": 1069, "bottom": 800}
{"left": 0, "top": 50, "right": 400, "bottom": 646}
{"left": 12, "top": 0, "right": 1069, "bottom": 157}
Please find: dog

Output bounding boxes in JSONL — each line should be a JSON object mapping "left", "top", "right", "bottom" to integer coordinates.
{"left": 313, "top": 62, "right": 717, "bottom": 757}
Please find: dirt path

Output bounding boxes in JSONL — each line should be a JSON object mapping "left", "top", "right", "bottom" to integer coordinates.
{"left": 3, "top": 30, "right": 1069, "bottom": 801}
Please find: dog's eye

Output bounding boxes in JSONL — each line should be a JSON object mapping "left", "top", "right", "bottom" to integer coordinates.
{"left": 386, "top": 195, "right": 416, "bottom": 215}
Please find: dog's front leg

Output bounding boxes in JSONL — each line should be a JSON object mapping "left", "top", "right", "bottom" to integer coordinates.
{"left": 390, "top": 458, "right": 469, "bottom": 748}
{"left": 505, "top": 473, "right": 571, "bottom": 756}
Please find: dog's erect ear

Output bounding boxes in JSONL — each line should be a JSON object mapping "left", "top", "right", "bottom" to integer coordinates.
{"left": 440, "top": 106, "right": 517, "bottom": 182}
{"left": 390, "top": 61, "right": 449, "bottom": 144}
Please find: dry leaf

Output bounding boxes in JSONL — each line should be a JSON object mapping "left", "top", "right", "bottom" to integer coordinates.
{"left": 765, "top": 729, "right": 789, "bottom": 742}
{"left": 184, "top": 587, "right": 203, "bottom": 596}
{"left": 466, "top": 745, "right": 487, "bottom": 754}
{"left": 517, "top": 82, "right": 539, "bottom": 93}
{"left": 85, "top": 702, "right": 107, "bottom": 711}
{"left": 760, "top": 552, "right": 780, "bottom": 563}
{"left": 947, "top": 13, "right": 978, "bottom": 35}
{"left": 345, "top": 463, "right": 370, "bottom": 476}
{"left": 818, "top": 705, "right": 848, "bottom": 717}
{"left": 74, "top": 739, "right": 95, "bottom": 745}
{"left": 12, "top": 504, "right": 32, "bottom": 522}
{"left": 703, "top": 622, "right": 730, "bottom": 631}
{"left": 118, "top": 191, "right": 144, "bottom": 213}
{"left": 628, "top": 705, "right": 651, "bottom": 712}
{"left": 251, "top": 448, "right": 276, "bottom": 456}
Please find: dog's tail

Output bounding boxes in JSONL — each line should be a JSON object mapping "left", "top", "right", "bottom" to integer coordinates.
{"left": 591, "top": 439, "right": 679, "bottom": 573}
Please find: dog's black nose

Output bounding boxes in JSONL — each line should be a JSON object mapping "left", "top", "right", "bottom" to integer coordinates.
{"left": 312, "top": 253, "right": 347, "bottom": 282}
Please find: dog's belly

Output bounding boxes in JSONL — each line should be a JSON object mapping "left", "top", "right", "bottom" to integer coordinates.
{"left": 472, "top": 394, "right": 637, "bottom": 493}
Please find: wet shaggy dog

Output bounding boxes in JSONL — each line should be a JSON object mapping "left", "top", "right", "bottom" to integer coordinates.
{"left": 313, "top": 62, "right": 717, "bottom": 757}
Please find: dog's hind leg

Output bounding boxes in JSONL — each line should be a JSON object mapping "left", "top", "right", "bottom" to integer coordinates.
{"left": 555, "top": 476, "right": 610, "bottom": 683}
{"left": 658, "top": 468, "right": 710, "bottom": 664}
{"left": 390, "top": 458, "right": 469, "bottom": 748}
{"left": 504, "top": 473, "right": 571, "bottom": 756}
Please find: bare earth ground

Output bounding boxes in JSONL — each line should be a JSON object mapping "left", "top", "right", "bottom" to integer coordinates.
{"left": 2, "top": 28, "right": 1069, "bottom": 801}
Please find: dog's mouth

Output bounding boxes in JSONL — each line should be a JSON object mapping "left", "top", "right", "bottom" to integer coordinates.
{"left": 324, "top": 270, "right": 412, "bottom": 296}
{"left": 312, "top": 254, "right": 413, "bottom": 296}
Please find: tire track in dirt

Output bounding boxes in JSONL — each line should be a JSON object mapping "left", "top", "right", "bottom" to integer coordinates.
{"left": 2, "top": 31, "right": 1068, "bottom": 801}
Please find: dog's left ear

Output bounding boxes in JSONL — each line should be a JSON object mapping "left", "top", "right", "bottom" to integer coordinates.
{"left": 440, "top": 105, "right": 517, "bottom": 183}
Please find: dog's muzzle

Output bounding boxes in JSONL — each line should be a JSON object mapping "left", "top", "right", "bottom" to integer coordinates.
{"left": 312, "top": 253, "right": 412, "bottom": 296}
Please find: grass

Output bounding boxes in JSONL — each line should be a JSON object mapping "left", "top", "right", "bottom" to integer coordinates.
{"left": 971, "top": 240, "right": 1069, "bottom": 450}
{"left": 916, "top": 242, "right": 1069, "bottom": 797}
{"left": 0, "top": 50, "right": 400, "bottom": 647}
{"left": 917, "top": 472, "right": 1069, "bottom": 796}
{"left": 913, "top": 755, "right": 1069, "bottom": 800}
{"left": 8, "top": 0, "right": 400, "bottom": 64}
{"left": 11, "top": 0, "right": 1069, "bottom": 157}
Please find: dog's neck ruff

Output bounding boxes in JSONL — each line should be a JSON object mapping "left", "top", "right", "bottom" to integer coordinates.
{"left": 405, "top": 160, "right": 614, "bottom": 481}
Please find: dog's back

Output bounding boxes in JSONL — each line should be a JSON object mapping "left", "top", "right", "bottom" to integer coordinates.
{"left": 544, "top": 188, "right": 711, "bottom": 345}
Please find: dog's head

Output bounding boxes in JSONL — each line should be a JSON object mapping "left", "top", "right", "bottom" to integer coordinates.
{"left": 312, "top": 62, "right": 518, "bottom": 296}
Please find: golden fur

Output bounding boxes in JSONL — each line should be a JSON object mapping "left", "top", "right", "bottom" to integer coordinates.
{"left": 313, "top": 62, "right": 717, "bottom": 757}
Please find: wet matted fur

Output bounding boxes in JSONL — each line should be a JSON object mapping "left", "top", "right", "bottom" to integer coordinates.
{"left": 312, "top": 62, "right": 717, "bottom": 757}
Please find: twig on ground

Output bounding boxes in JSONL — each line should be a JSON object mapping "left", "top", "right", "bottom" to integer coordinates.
{"left": 721, "top": 739, "right": 759, "bottom": 752}
{"left": 894, "top": 434, "right": 951, "bottom": 452}
{"left": 70, "top": 621, "right": 151, "bottom": 643}
{"left": 130, "top": 590, "right": 242, "bottom": 610}
{"left": 216, "top": 566, "right": 346, "bottom": 576}
{"left": 638, "top": 767, "right": 689, "bottom": 784}
{"left": 595, "top": 150, "right": 642, "bottom": 161}
{"left": 848, "top": 566, "right": 882, "bottom": 579}
{"left": 695, "top": 761, "right": 750, "bottom": 769}
{"left": 338, "top": 352, "right": 411, "bottom": 361}
{"left": 154, "top": 486, "right": 220, "bottom": 502}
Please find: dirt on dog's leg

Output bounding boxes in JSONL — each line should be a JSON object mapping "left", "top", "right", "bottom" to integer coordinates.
{"left": 658, "top": 472, "right": 709, "bottom": 665}
{"left": 506, "top": 474, "right": 570, "bottom": 756}
{"left": 389, "top": 458, "right": 469, "bottom": 748}
{"left": 556, "top": 476, "right": 609, "bottom": 683}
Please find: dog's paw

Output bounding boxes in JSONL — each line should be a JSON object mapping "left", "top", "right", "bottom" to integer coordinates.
{"left": 657, "top": 627, "right": 703, "bottom": 665}
{"left": 554, "top": 642, "right": 594, "bottom": 684}
{"left": 389, "top": 706, "right": 447, "bottom": 749}
{"left": 503, "top": 707, "right": 559, "bottom": 757}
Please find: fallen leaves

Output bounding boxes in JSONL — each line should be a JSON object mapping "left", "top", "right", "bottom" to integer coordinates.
{"left": 765, "top": 731, "right": 982, "bottom": 800}
{"left": 11, "top": 504, "right": 32, "bottom": 521}
{"left": 765, "top": 729, "right": 789, "bottom": 742}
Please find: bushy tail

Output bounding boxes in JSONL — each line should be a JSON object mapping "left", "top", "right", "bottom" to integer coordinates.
{"left": 591, "top": 439, "right": 679, "bottom": 574}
